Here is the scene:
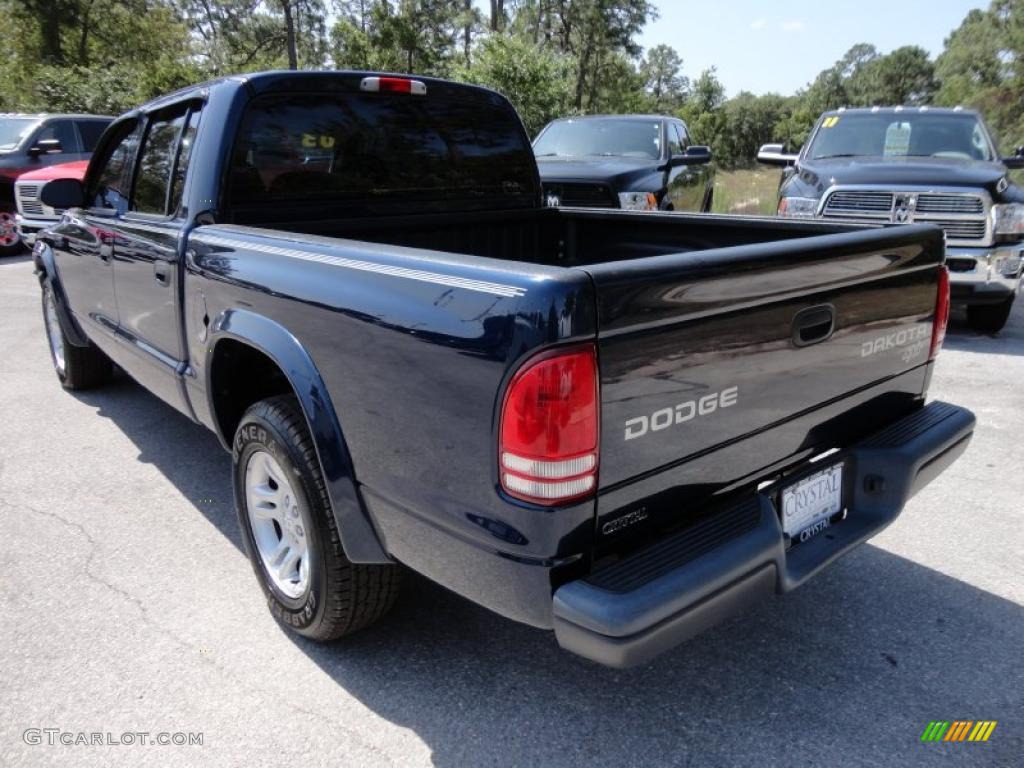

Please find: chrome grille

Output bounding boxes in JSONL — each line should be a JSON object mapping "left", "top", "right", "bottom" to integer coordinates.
{"left": 823, "top": 191, "right": 893, "bottom": 215}
{"left": 820, "top": 187, "right": 992, "bottom": 246}
{"left": 928, "top": 219, "right": 988, "bottom": 241}
{"left": 915, "top": 193, "right": 984, "bottom": 214}
{"left": 542, "top": 182, "right": 616, "bottom": 208}
{"left": 15, "top": 182, "right": 57, "bottom": 219}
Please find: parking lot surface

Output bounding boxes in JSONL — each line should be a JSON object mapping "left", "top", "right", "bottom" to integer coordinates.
{"left": 1, "top": 253, "right": 1021, "bottom": 767}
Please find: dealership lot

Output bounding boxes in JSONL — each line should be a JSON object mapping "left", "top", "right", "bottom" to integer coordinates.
{"left": 0, "top": 253, "right": 1021, "bottom": 767}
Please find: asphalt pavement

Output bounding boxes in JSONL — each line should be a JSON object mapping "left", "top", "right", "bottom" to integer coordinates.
{"left": 1, "top": 252, "right": 1021, "bottom": 767}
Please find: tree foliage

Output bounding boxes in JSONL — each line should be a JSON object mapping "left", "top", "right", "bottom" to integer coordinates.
{"left": 452, "top": 34, "right": 574, "bottom": 135}
{"left": 0, "top": 0, "right": 1020, "bottom": 170}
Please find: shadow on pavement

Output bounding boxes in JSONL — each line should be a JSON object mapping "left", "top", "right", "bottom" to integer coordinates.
{"left": 293, "top": 548, "right": 1021, "bottom": 767}
{"left": 944, "top": 302, "right": 1024, "bottom": 357}
{"left": 72, "top": 373, "right": 242, "bottom": 552}
{"left": 69, "top": 323, "right": 1022, "bottom": 768}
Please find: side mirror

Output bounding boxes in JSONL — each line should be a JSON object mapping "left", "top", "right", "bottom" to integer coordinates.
{"left": 1003, "top": 146, "right": 1024, "bottom": 170}
{"left": 27, "top": 138, "right": 64, "bottom": 157}
{"left": 40, "top": 178, "right": 85, "bottom": 209}
{"left": 676, "top": 145, "right": 712, "bottom": 165}
{"left": 757, "top": 143, "right": 798, "bottom": 166}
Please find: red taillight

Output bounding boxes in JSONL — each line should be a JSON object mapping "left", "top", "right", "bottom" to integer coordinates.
{"left": 359, "top": 76, "right": 427, "bottom": 95}
{"left": 930, "top": 265, "right": 950, "bottom": 360}
{"left": 499, "top": 345, "right": 599, "bottom": 505}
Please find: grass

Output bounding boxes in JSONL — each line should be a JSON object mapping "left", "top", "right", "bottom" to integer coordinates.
{"left": 712, "top": 168, "right": 782, "bottom": 216}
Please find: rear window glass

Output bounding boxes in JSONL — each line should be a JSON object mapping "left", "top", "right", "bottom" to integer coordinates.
{"left": 229, "top": 93, "right": 535, "bottom": 206}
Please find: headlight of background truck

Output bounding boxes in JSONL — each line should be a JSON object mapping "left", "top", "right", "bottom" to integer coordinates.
{"left": 777, "top": 197, "right": 818, "bottom": 218}
{"left": 992, "top": 203, "right": 1024, "bottom": 237}
{"left": 618, "top": 192, "right": 658, "bottom": 211}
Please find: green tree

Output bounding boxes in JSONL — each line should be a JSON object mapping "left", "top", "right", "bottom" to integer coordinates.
{"left": 852, "top": 45, "right": 937, "bottom": 105}
{"left": 935, "top": 0, "right": 1024, "bottom": 171}
{"left": 678, "top": 67, "right": 727, "bottom": 154}
{"left": 640, "top": 44, "right": 687, "bottom": 111}
{"left": 454, "top": 34, "right": 574, "bottom": 135}
{"left": 0, "top": 0, "right": 203, "bottom": 112}
{"left": 330, "top": 0, "right": 465, "bottom": 75}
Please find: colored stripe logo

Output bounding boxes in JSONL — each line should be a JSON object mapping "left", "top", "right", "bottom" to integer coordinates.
{"left": 921, "top": 721, "right": 997, "bottom": 742}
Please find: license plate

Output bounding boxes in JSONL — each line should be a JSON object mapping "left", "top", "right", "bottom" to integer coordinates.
{"left": 781, "top": 463, "right": 844, "bottom": 542}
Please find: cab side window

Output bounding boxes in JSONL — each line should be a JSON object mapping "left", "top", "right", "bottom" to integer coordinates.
{"left": 88, "top": 123, "right": 138, "bottom": 215}
{"left": 132, "top": 105, "right": 201, "bottom": 216}
{"left": 169, "top": 110, "right": 201, "bottom": 211}
{"left": 667, "top": 123, "right": 684, "bottom": 156}
{"left": 35, "top": 120, "right": 78, "bottom": 154}
{"left": 676, "top": 123, "right": 692, "bottom": 147}
{"left": 76, "top": 120, "right": 110, "bottom": 153}
{"left": 133, "top": 111, "right": 187, "bottom": 215}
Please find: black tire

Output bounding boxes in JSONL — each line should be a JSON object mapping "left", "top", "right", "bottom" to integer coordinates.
{"left": 966, "top": 297, "right": 1014, "bottom": 334}
{"left": 41, "top": 283, "right": 112, "bottom": 389}
{"left": 233, "top": 395, "right": 400, "bottom": 641}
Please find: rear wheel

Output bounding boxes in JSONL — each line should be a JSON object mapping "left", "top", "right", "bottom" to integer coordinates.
{"left": 41, "top": 284, "right": 112, "bottom": 389}
{"left": 234, "top": 395, "right": 401, "bottom": 641}
{"left": 0, "top": 207, "right": 22, "bottom": 255}
{"left": 966, "top": 296, "right": 1014, "bottom": 334}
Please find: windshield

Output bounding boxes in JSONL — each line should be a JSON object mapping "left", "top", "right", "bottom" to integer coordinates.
{"left": 533, "top": 119, "right": 662, "bottom": 160}
{"left": 0, "top": 118, "right": 38, "bottom": 151}
{"left": 806, "top": 113, "right": 995, "bottom": 161}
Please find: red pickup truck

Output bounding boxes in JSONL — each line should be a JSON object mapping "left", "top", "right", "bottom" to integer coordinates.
{"left": 14, "top": 159, "right": 90, "bottom": 247}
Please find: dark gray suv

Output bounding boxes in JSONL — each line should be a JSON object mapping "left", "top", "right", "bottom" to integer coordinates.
{"left": 0, "top": 113, "right": 113, "bottom": 254}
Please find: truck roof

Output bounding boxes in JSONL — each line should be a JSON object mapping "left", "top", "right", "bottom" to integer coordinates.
{"left": 820, "top": 106, "right": 979, "bottom": 118}
{"left": 0, "top": 113, "right": 113, "bottom": 120}
{"left": 549, "top": 114, "right": 676, "bottom": 122}
{"left": 131, "top": 70, "right": 512, "bottom": 114}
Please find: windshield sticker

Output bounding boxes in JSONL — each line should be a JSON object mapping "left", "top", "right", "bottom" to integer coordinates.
{"left": 884, "top": 122, "right": 912, "bottom": 156}
{"left": 822, "top": 116, "right": 840, "bottom": 128}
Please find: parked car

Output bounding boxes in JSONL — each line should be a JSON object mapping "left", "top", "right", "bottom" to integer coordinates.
{"left": 533, "top": 114, "right": 714, "bottom": 211}
{"left": 15, "top": 159, "right": 90, "bottom": 245}
{"left": 758, "top": 106, "right": 1024, "bottom": 333}
{"left": 0, "top": 113, "right": 112, "bottom": 254}
{"left": 34, "top": 72, "right": 973, "bottom": 668}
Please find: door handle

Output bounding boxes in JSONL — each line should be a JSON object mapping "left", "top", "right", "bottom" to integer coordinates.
{"left": 153, "top": 259, "right": 171, "bottom": 286}
{"left": 792, "top": 304, "right": 835, "bottom": 347}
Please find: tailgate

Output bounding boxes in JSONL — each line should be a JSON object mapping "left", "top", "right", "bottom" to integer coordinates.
{"left": 587, "top": 223, "right": 944, "bottom": 505}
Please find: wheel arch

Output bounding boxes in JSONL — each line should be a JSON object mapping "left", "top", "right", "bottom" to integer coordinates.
{"left": 206, "top": 309, "right": 390, "bottom": 564}
{"left": 32, "top": 239, "right": 90, "bottom": 347}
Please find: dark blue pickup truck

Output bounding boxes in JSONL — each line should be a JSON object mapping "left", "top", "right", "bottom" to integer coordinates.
{"left": 34, "top": 72, "right": 975, "bottom": 667}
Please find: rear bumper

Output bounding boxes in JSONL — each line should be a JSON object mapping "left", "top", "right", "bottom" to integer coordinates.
{"left": 946, "top": 245, "right": 1022, "bottom": 305}
{"left": 552, "top": 401, "right": 975, "bottom": 668}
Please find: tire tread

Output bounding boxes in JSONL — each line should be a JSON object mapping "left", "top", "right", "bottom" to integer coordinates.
{"left": 242, "top": 395, "right": 400, "bottom": 640}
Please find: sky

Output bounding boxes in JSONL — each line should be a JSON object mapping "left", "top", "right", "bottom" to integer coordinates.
{"left": 637, "top": 0, "right": 985, "bottom": 97}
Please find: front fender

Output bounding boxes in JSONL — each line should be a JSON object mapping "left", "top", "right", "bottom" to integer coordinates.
{"left": 208, "top": 308, "right": 390, "bottom": 564}
{"left": 32, "top": 239, "right": 90, "bottom": 347}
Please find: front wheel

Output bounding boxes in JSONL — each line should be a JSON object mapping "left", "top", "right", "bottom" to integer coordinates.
{"left": 0, "top": 208, "right": 23, "bottom": 255}
{"left": 234, "top": 395, "right": 401, "bottom": 641}
{"left": 966, "top": 296, "right": 1014, "bottom": 334}
{"left": 41, "top": 284, "right": 112, "bottom": 389}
